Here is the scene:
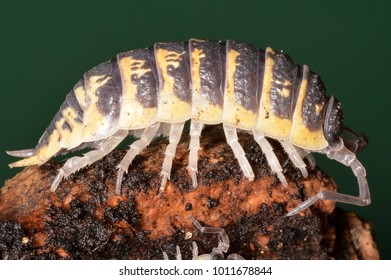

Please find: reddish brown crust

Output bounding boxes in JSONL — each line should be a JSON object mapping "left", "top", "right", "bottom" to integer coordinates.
{"left": 0, "top": 126, "right": 378, "bottom": 260}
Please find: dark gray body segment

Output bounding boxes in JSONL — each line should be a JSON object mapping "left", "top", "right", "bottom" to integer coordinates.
{"left": 154, "top": 42, "right": 192, "bottom": 103}
{"left": 83, "top": 61, "right": 122, "bottom": 123}
{"left": 63, "top": 90, "right": 84, "bottom": 124}
{"left": 189, "top": 39, "right": 224, "bottom": 107}
{"left": 269, "top": 51, "right": 299, "bottom": 119}
{"left": 323, "top": 96, "right": 344, "bottom": 148}
{"left": 302, "top": 70, "right": 327, "bottom": 131}
{"left": 227, "top": 39, "right": 260, "bottom": 113}
{"left": 117, "top": 49, "right": 158, "bottom": 108}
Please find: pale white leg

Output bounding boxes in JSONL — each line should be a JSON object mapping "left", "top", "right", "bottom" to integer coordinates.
{"left": 227, "top": 253, "right": 245, "bottom": 260}
{"left": 159, "top": 122, "right": 185, "bottom": 192}
{"left": 162, "top": 246, "right": 183, "bottom": 260}
{"left": 253, "top": 130, "right": 287, "bottom": 186}
{"left": 175, "top": 245, "right": 182, "bottom": 260}
{"left": 280, "top": 139, "right": 308, "bottom": 178}
{"left": 189, "top": 216, "right": 228, "bottom": 260}
{"left": 187, "top": 120, "right": 203, "bottom": 188}
{"left": 305, "top": 153, "right": 316, "bottom": 169}
{"left": 287, "top": 144, "right": 371, "bottom": 216}
{"left": 51, "top": 130, "right": 128, "bottom": 192}
{"left": 296, "top": 148, "right": 316, "bottom": 169}
{"left": 192, "top": 241, "right": 199, "bottom": 259}
{"left": 116, "top": 122, "right": 160, "bottom": 194}
{"left": 157, "top": 123, "right": 171, "bottom": 137}
{"left": 223, "top": 124, "right": 255, "bottom": 181}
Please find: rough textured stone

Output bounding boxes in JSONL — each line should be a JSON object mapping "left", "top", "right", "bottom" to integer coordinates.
{"left": 0, "top": 126, "right": 379, "bottom": 259}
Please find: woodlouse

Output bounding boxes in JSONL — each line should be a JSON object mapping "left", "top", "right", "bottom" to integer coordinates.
{"left": 7, "top": 38, "right": 371, "bottom": 216}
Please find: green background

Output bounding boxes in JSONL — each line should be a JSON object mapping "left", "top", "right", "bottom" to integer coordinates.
{"left": 1, "top": 0, "right": 390, "bottom": 258}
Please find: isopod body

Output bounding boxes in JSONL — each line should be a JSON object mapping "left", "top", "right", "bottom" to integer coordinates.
{"left": 7, "top": 38, "right": 371, "bottom": 216}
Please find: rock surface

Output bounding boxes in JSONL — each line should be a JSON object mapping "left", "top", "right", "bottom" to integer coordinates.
{"left": 0, "top": 126, "right": 379, "bottom": 259}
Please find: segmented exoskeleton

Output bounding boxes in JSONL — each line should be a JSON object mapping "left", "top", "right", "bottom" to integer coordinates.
{"left": 7, "top": 39, "right": 371, "bottom": 216}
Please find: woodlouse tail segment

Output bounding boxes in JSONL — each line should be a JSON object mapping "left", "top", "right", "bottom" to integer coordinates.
{"left": 286, "top": 142, "right": 371, "bottom": 217}
{"left": 8, "top": 121, "right": 63, "bottom": 168}
{"left": 6, "top": 149, "right": 35, "bottom": 158}
{"left": 7, "top": 148, "right": 40, "bottom": 168}
{"left": 8, "top": 156, "right": 39, "bottom": 168}
{"left": 7, "top": 143, "right": 58, "bottom": 168}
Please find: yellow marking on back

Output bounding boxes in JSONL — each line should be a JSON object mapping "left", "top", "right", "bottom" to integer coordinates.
{"left": 289, "top": 65, "right": 328, "bottom": 150}
{"left": 315, "top": 103, "right": 324, "bottom": 115}
{"left": 54, "top": 117, "right": 72, "bottom": 148}
{"left": 275, "top": 80, "right": 292, "bottom": 98}
{"left": 155, "top": 47, "right": 192, "bottom": 122}
{"left": 73, "top": 85, "right": 86, "bottom": 110}
{"left": 81, "top": 75, "right": 113, "bottom": 141}
{"left": 191, "top": 46, "right": 223, "bottom": 124}
{"left": 62, "top": 106, "right": 79, "bottom": 125}
{"left": 38, "top": 130, "right": 61, "bottom": 162}
{"left": 118, "top": 55, "right": 157, "bottom": 129}
{"left": 191, "top": 47, "right": 204, "bottom": 95}
{"left": 223, "top": 49, "right": 258, "bottom": 129}
{"left": 58, "top": 106, "right": 84, "bottom": 148}
{"left": 9, "top": 130, "right": 61, "bottom": 167}
{"left": 257, "top": 47, "right": 293, "bottom": 139}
